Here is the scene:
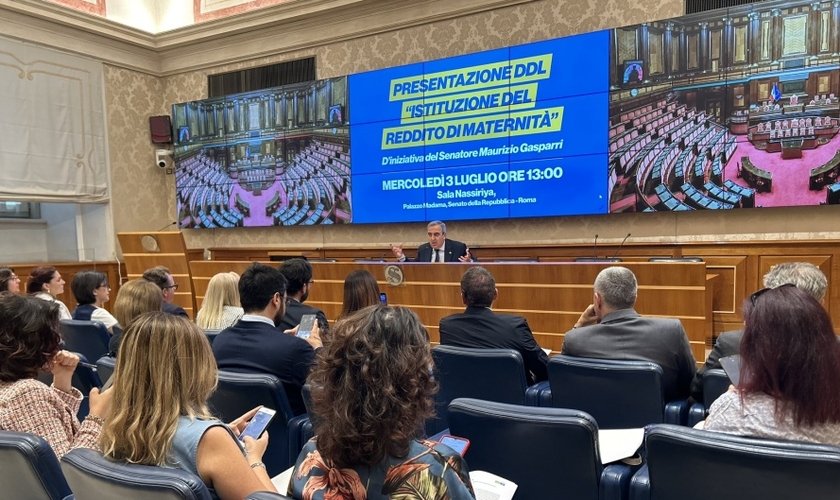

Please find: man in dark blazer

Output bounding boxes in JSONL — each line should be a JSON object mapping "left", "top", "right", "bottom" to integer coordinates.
{"left": 142, "top": 266, "right": 189, "bottom": 318}
{"left": 690, "top": 262, "right": 828, "bottom": 401}
{"left": 439, "top": 266, "right": 548, "bottom": 385}
{"left": 277, "top": 258, "right": 329, "bottom": 335}
{"left": 562, "top": 266, "right": 696, "bottom": 402}
{"left": 391, "top": 220, "right": 473, "bottom": 262}
{"left": 212, "top": 262, "right": 323, "bottom": 416}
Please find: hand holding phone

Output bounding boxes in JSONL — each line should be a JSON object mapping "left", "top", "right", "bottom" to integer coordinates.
{"left": 439, "top": 434, "right": 470, "bottom": 456}
{"left": 239, "top": 407, "right": 276, "bottom": 441}
{"left": 296, "top": 314, "right": 317, "bottom": 339}
{"left": 380, "top": 292, "right": 387, "bottom": 305}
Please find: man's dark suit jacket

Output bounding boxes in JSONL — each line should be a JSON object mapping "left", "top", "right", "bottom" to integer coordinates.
{"left": 691, "top": 329, "right": 741, "bottom": 401}
{"left": 279, "top": 299, "right": 330, "bottom": 336}
{"left": 439, "top": 306, "right": 548, "bottom": 385}
{"left": 163, "top": 301, "right": 189, "bottom": 318}
{"left": 212, "top": 318, "right": 316, "bottom": 415}
{"left": 561, "top": 308, "right": 696, "bottom": 401}
{"left": 410, "top": 239, "right": 470, "bottom": 262}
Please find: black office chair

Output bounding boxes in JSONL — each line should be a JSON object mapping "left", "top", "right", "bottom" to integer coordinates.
{"left": 202, "top": 329, "right": 222, "bottom": 345}
{"left": 629, "top": 424, "right": 840, "bottom": 500}
{"left": 687, "top": 368, "right": 732, "bottom": 426}
{"left": 547, "top": 355, "right": 687, "bottom": 428}
{"left": 448, "top": 398, "right": 636, "bottom": 500}
{"left": 429, "top": 346, "right": 542, "bottom": 435}
{"left": 95, "top": 355, "right": 116, "bottom": 385}
{"left": 62, "top": 448, "right": 211, "bottom": 500}
{"left": 208, "top": 370, "right": 305, "bottom": 475}
{"left": 0, "top": 430, "right": 73, "bottom": 500}
{"left": 60, "top": 319, "right": 111, "bottom": 364}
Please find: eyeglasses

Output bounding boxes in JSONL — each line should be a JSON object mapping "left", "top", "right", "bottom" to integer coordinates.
{"left": 98, "top": 283, "right": 110, "bottom": 289}
{"left": 164, "top": 283, "right": 180, "bottom": 291}
{"left": 10, "top": 275, "right": 19, "bottom": 281}
{"left": 749, "top": 283, "right": 796, "bottom": 305}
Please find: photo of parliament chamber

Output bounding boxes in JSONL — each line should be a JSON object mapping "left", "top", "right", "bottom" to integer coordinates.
{"left": 608, "top": 0, "right": 840, "bottom": 213}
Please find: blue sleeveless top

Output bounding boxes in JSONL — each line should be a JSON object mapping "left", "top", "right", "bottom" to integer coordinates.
{"left": 72, "top": 304, "right": 96, "bottom": 321}
{"left": 169, "top": 416, "right": 244, "bottom": 500}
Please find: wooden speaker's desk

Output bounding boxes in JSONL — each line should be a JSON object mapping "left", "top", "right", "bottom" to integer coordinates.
{"left": 190, "top": 261, "right": 709, "bottom": 360}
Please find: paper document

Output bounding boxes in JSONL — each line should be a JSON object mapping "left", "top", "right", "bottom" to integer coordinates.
{"left": 271, "top": 466, "right": 294, "bottom": 494}
{"left": 542, "top": 347, "right": 552, "bottom": 356}
{"left": 470, "top": 470, "right": 518, "bottom": 500}
{"left": 598, "top": 428, "right": 644, "bottom": 464}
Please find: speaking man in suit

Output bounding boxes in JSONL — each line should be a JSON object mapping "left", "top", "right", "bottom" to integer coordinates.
{"left": 439, "top": 266, "right": 548, "bottom": 384}
{"left": 212, "top": 262, "right": 322, "bottom": 416}
{"left": 277, "top": 258, "right": 329, "bottom": 336}
{"left": 691, "top": 261, "right": 828, "bottom": 401}
{"left": 391, "top": 220, "right": 473, "bottom": 262}
{"left": 562, "top": 266, "right": 696, "bottom": 401}
{"left": 142, "top": 266, "right": 189, "bottom": 318}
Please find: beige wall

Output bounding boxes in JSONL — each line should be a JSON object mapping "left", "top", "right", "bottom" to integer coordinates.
{"left": 104, "top": 0, "right": 840, "bottom": 253}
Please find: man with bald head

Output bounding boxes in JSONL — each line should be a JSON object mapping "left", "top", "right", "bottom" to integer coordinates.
{"left": 562, "top": 266, "right": 696, "bottom": 401}
{"left": 691, "top": 261, "right": 828, "bottom": 401}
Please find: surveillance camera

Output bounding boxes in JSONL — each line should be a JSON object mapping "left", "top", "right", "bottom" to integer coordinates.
{"left": 155, "top": 149, "right": 173, "bottom": 169}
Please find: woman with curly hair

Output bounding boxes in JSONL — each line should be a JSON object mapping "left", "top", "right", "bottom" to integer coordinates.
{"left": 290, "top": 305, "right": 475, "bottom": 500}
{"left": 101, "top": 312, "right": 277, "bottom": 499}
{"left": 0, "top": 293, "right": 111, "bottom": 458}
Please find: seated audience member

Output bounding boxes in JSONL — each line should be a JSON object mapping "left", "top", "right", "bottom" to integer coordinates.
{"left": 142, "top": 266, "right": 189, "bottom": 318}
{"left": 339, "top": 269, "right": 381, "bottom": 319}
{"left": 100, "top": 312, "right": 278, "bottom": 499}
{"left": 291, "top": 305, "right": 475, "bottom": 500}
{"left": 27, "top": 266, "right": 72, "bottom": 320}
{"left": 562, "top": 266, "right": 696, "bottom": 401}
{"left": 196, "top": 272, "right": 243, "bottom": 330}
{"left": 692, "top": 262, "right": 827, "bottom": 401}
{"left": 213, "top": 263, "right": 322, "bottom": 416}
{"left": 439, "top": 266, "right": 548, "bottom": 384}
{"left": 0, "top": 267, "right": 20, "bottom": 293}
{"left": 108, "top": 278, "right": 164, "bottom": 355}
{"left": 391, "top": 220, "right": 473, "bottom": 262}
{"left": 277, "top": 259, "right": 329, "bottom": 335}
{"left": 703, "top": 285, "right": 840, "bottom": 445}
{"left": 71, "top": 271, "right": 119, "bottom": 333}
{"left": 0, "top": 293, "right": 111, "bottom": 458}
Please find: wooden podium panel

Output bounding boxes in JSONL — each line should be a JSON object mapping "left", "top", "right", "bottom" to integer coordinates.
{"left": 189, "top": 261, "right": 709, "bottom": 360}
{"left": 118, "top": 231, "right": 196, "bottom": 318}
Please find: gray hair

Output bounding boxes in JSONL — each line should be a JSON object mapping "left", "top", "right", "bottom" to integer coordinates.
{"left": 763, "top": 262, "right": 827, "bottom": 301}
{"left": 461, "top": 266, "right": 495, "bottom": 308}
{"left": 428, "top": 220, "right": 446, "bottom": 234}
{"left": 594, "top": 266, "right": 637, "bottom": 310}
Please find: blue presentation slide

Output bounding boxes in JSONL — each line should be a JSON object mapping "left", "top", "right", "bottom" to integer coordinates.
{"left": 348, "top": 30, "right": 611, "bottom": 223}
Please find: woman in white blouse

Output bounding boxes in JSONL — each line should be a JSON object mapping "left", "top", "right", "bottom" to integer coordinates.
{"left": 27, "top": 266, "right": 71, "bottom": 320}
{"left": 70, "top": 271, "right": 119, "bottom": 333}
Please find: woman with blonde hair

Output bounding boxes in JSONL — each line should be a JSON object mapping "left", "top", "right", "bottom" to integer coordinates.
{"left": 108, "top": 278, "right": 163, "bottom": 355}
{"left": 196, "top": 272, "right": 243, "bottom": 330}
{"left": 339, "top": 269, "right": 381, "bottom": 319}
{"left": 100, "top": 312, "right": 277, "bottom": 499}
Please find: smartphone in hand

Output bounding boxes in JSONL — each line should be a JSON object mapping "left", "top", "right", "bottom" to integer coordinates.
{"left": 296, "top": 314, "right": 317, "bottom": 339}
{"left": 439, "top": 434, "right": 470, "bottom": 456}
{"left": 238, "top": 407, "right": 276, "bottom": 441}
{"left": 380, "top": 292, "right": 387, "bottom": 305}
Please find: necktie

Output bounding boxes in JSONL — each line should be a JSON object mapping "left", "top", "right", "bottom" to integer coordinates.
{"left": 435, "top": 249, "right": 441, "bottom": 263}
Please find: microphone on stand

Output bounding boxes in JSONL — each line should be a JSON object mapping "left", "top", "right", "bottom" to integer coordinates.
{"left": 593, "top": 234, "right": 599, "bottom": 259}
{"left": 611, "top": 233, "right": 632, "bottom": 260}
{"left": 156, "top": 221, "right": 178, "bottom": 231}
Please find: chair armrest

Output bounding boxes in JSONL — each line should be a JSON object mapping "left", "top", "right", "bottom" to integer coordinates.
{"left": 687, "top": 402, "right": 707, "bottom": 427}
{"left": 664, "top": 399, "right": 689, "bottom": 426}
{"left": 629, "top": 464, "right": 650, "bottom": 500}
{"left": 600, "top": 463, "right": 638, "bottom": 500}
{"left": 525, "top": 381, "right": 552, "bottom": 407}
{"left": 287, "top": 415, "right": 313, "bottom": 466}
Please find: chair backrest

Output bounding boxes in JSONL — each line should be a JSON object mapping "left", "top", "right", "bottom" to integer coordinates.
{"left": 644, "top": 424, "right": 840, "bottom": 500}
{"left": 448, "top": 398, "right": 603, "bottom": 500}
{"left": 60, "top": 319, "right": 111, "bottom": 363}
{"left": 95, "top": 356, "right": 117, "bottom": 386}
{"left": 208, "top": 371, "right": 295, "bottom": 475}
{"left": 71, "top": 353, "right": 103, "bottom": 419}
{"left": 62, "top": 448, "right": 212, "bottom": 500}
{"left": 202, "top": 329, "right": 221, "bottom": 346}
{"left": 0, "top": 430, "right": 73, "bottom": 500}
{"left": 548, "top": 355, "right": 664, "bottom": 428}
{"left": 702, "top": 368, "right": 731, "bottom": 408}
{"left": 431, "top": 346, "right": 529, "bottom": 434}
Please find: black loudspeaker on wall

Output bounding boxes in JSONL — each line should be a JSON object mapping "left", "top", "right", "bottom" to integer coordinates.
{"left": 149, "top": 115, "right": 172, "bottom": 143}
